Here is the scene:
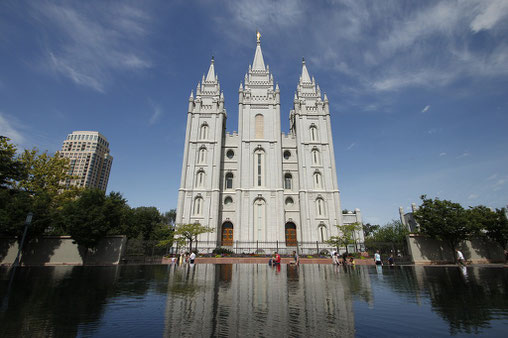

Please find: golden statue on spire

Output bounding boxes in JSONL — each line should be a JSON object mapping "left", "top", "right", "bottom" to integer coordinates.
{"left": 256, "top": 30, "right": 261, "bottom": 43}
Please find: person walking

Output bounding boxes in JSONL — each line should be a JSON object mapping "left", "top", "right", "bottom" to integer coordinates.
{"left": 388, "top": 254, "right": 394, "bottom": 266}
{"left": 374, "top": 250, "right": 382, "bottom": 266}
{"left": 292, "top": 251, "right": 300, "bottom": 266}
{"left": 331, "top": 250, "right": 337, "bottom": 265}
{"left": 456, "top": 249, "right": 465, "bottom": 266}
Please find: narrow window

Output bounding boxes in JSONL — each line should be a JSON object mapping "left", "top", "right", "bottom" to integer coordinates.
{"left": 310, "top": 126, "right": 317, "bottom": 141}
{"left": 257, "top": 153, "right": 262, "bottom": 186}
{"left": 284, "top": 173, "right": 292, "bottom": 190}
{"left": 225, "top": 172, "right": 233, "bottom": 189}
{"left": 199, "top": 148, "right": 207, "bottom": 163}
{"left": 312, "top": 149, "right": 320, "bottom": 165}
{"left": 193, "top": 197, "right": 203, "bottom": 215}
{"left": 316, "top": 198, "right": 325, "bottom": 216}
{"left": 314, "top": 172, "right": 322, "bottom": 189}
{"left": 200, "top": 124, "right": 208, "bottom": 140}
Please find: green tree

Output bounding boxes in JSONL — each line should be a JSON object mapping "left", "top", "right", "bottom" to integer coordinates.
{"left": 0, "top": 136, "right": 25, "bottom": 188}
{"left": 62, "top": 189, "right": 128, "bottom": 250}
{"left": 174, "top": 223, "right": 214, "bottom": 252}
{"left": 326, "top": 222, "right": 362, "bottom": 254}
{"left": 370, "top": 220, "right": 408, "bottom": 243}
{"left": 363, "top": 223, "right": 380, "bottom": 238}
{"left": 121, "top": 206, "right": 161, "bottom": 240}
{"left": 469, "top": 206, "right": 508, "bottom": 251}
{"left": 413, "top": 195, "right": 471, "bottom": 261}
{"left": 161, "top": 209, "right": 176, "bottom": 227}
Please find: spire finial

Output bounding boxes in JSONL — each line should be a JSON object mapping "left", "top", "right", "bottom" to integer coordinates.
{"left": 256, "top": 30, "right": 261, "bottom": 43}
{"left": 302, "top": 57, "right": 305, "bottom": 63}
{"left": 211, "top": 55, "right": 214, "bottom": 63}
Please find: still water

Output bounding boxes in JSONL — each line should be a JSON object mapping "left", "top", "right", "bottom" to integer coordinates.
{"left": 0, "top": 264, "right": 507, "bottom": 337}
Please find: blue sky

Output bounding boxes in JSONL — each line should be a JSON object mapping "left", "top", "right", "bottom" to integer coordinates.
{"left": 1, "top": 0, "right": 507, "bottom": 225}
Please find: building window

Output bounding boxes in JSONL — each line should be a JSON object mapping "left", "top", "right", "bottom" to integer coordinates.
{"left": 283, "top": 150, "right": 291, "bottom": 160}
{"left": 255, "top": 114, "right": 264, "bottom": 139}
{"left": 226, "top": 149, "right": 234, "bottom": 159}
{"left": 196, "top": 170, "right": 205, "bottom": 188}
{"left": 310, "top": 125, "right": 318, "bottom": 142}
{"left": 285, "top": 197, "right": 294, "bottom": 207}
{"left": 254, "top": 198, "right": 266, "bottom": 241}
{"left": 224, "top": 196, "right": 233, "bottom": 205}
{"left": 319, "top": 224, "right": 327, "bottom": 242}
{"left": 254, "top": 149, "right": 265, "bottom": 187}
{"left": 316, "top": 198, "right": 325, "bottom": 217}
{"left": 198, "top": 147, "right": 207, "bottom": 164}
{"left": 312, "top": 149, "right": 320, "bottom": 165}
{"left": 193, "top": 197, "right": 203, "bottom": 215}
{"left": 314, "top": 172, "right": 322, "bottom": 189}
{"left": 284, "top": 173, "right": 292, "bottom": 190}
{"left": 225, "top": 172, "right": 233, "bottom": 189}
{"left": 200, "top": 123, "right": 208, "bottom": 140}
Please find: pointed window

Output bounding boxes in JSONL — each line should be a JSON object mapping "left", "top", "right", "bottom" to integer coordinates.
{"left": 198, "top": 147, "right": 207, "bottom": 164}
{"left": 310, "top": 125, "right": 318, "bottom": 142}
{"left": 196, "top": 170, "right": 205, "bottom": 188}
{"left": 284, "top": 173, "right": 292, "bottom": 190}
{"left": 254, "top": 198, "right": 266, "bottom": 241}
{"left": 200, "top": 123, "right": 208, "bottom": 140}
{"left": 314, "top": 171, "right": 322, "bottom": 189}
{"left": 316, "top": 198, "right": 326, "bottom": 217}
{"left": 254, "top": 149, "right": 265, "bottom": 187}
{"left": 193, "top": 197, "right": 203, "bottom": 215}
{"left": 312, "top": 148, "right": 320, "bottom": 165}
{"left": 319, "top": 224, "right": 327, "bottom": 242}
{"left": 255, "top": 114, "right": 264, "bottom": 139}
{"left": 225, "top": 172, "right": 233, "bottom": 190}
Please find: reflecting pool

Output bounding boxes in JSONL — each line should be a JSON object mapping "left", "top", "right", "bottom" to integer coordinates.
{"left": 0, "top": 264, "right": 507, "bottom": 337}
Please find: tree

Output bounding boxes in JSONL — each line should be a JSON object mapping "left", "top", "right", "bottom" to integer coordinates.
{"left": 363, "top": 223, "right": 380, "bottom": 238}
{"left": 62, "top": 189, "right": 128, "bottom": 250}
{"left": 370, "top": 220, "right": 408, "bottom": 243}
{"left": 469, "top": 206, "right": 508, "bottom": 250}
{"left": 413, "top": 195, "right": 471, "bottom": 261}
{"left": 173, "top": 223, "right": 214, "bottom": 252}
{"left": 161, "top": 209, "right": 176, "bottom": 227}
{"left": 326, "top": 222, "right": 362, "bottom": 255}
{"left": 0, "top": 136, "right": 25, "bottom": 188}
{"left": 122, "top": 206, "right": 161, "bottom": 240}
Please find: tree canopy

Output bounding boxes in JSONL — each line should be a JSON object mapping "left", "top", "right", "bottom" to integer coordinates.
{"left": 326, "top": 222, "right": 362, "bottom": 254}
{"left": 173, "top": 223, "right": 214, "bottom": 252}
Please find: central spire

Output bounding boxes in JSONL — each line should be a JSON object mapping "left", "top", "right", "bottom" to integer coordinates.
{"left": 205, "top": 56, "right": 215, "bottom": 82}
{"left": 252, "top": 31, "right": 266, "bottom": 71}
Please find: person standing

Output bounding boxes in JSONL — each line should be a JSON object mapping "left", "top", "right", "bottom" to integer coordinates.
{"left": 274, "top": 252, "right": 281, "bottom": 265}
{"left": 374, "top": 250, "right": 382, "bottom": 266}
{"left": 331, "top": 250, "right": 337, "bottom": 265}
{"left": 292, "top": 251, "right": 300, "bottom": 266}
{"left": 388, "top": 254, "right": 394, "bottom": 266}
{"left": 189, "top": 251, "right": 196, "bottom": 264}
{"left": 456, "top": 249, "right": 465, "bottom": 266}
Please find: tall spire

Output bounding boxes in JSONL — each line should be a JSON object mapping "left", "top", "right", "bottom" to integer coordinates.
{"left": 301, "top": 57, "right": 311, "bottom": 83}
{"left": 252, "top": 31, "right": 266, "bottom": 71}
{"left": 205, "top": 56, "right": 215, "bottom": 82}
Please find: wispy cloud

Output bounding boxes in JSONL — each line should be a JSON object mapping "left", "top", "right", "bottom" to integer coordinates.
{"left": 487, "top": 174, "right": 498, "bottom": 180}
{"left": 493, "top": 178, "right": 506, "bottom": 191}
{"left": 148, "top": 100, "right": 163, "bottom": 125}
{"left": 427, "top": 128, "right": 438, "bottom": 135}
{"left": 468, "top": 193, "right": 479, "bottom": 200}
{"left": 346, "top": 142, "right": 356, "bottom": 151}
{"left": 422, "top": 105, "right": 430, "bottom": 113}
{"left": 456, "top": 152, "right": 471, "bottom": 159}
{"left": 0, "top": 112, "right": 26, "bottom": 146}
{"left": 32, "top": 2, "right": 152, "bottom": 92}
{"left": 439, "top": 152, "right": 447, "bottom": 157}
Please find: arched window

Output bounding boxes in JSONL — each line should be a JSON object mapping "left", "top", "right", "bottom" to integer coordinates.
{"left": 196, "top": 170, "right": 205, "bottom": 188}
{"left": 255, "top": 114, "right": 264, "bottom": 139}
{"left": 319, "top": 224, "right": 327, "bottom": 242}
{"left": 254, "top": 149, "right": 265, "bottom": 187}
{"left": 254, "top": 198, "right": 266, "bottom": 241}
{"left": 193, "top": 197, "right": 203, "bottom": 215}
{"left": 284, "top": 173, "right": 292, "bottom": 190}
{"left": 310, "top": 125, "right": 318, "bottom": 142}
{"left": 316, "top": 198, "right": 325, "bottom": 216}
{"left": 224, "top": 196, "right": 233, "bottom": 205}
{"left": 198, "top": 147, "right": 207, "bottom": 164}
{"left": 314, "top": 171, "right": 322, "bottom": 189}
{"left": 285, "top": 197, "right": 294, "bottom": 207}
{"left": 312, "top": 148, "right": 320, "bottom": 165}
{"left": 200, "top": 123, "right": 208, "bottom": 140}
{"left": 225, "top": 172, "right": 233, "bottom": 190}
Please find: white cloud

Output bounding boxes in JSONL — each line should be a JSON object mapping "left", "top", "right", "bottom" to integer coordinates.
{"left": 439, "top": 152, "right": 447, "bottom": 157}
{"left": 422, "top": 105, "right": 430, "bottom": 113}
{"left": 456, "top": 152, "right": 471, "bottom": 159}
{"left": 468, "top": 193, "right": 479, "bottom": 200}
{"left": 427, "top": 128, "right": 437, "bottom": 135}
{"left": 346, "top": 142, "right": 356, "bottom": 151}
{"left": 33, "top": 2, "right": 152, "bottom": 92}
{"left": 470, "top": 0, "right": 508, "bottom": 33}
{"left": 0, "top": 112, "right": 26, "bottom": 146}
{"left": 148, "top": 100, "right": 163, "bottom": 125}
{"left": 487, "top": 174, "right": 498, "bottom": 180}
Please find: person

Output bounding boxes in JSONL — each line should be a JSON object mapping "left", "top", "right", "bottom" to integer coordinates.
{"left": 331, "top": 250, "right": 337, "bottom": 265}
{"left": 349, "top": 256, "right": 355, "bottom": 266}
{"left": 189, "top": 251, "right": 196, "bottom": 264}
{"left": 292, "top": 251, "right": 300, "bottom": 266}
{"left": 274, "top": 252, "right": 281, "bottom": 265}
{"left": 388, "top": 254, "right": 394, "bottom": 266}
{"left": 456, "top": 249, "right": 465, "bottom": 266}
{"left": 374, "top": 250, "right": 382, "bottom": 266}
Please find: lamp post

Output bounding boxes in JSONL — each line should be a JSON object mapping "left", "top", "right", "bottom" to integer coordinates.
{"left": 12, "top": 212, "right": 33, "bottom": 268}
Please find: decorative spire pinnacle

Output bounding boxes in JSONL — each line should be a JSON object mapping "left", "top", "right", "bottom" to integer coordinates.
{"left": 256, "top": 30, "right": 261, "bottom": 44}
{"left": 252, "top": 32, "right": 266, "bottom": 71}
{"left": 189, "top": 90, "right": 194, "bottom": 99}
{"left": 301, "top": 57, "right": 311, "bottom": 84}
{"left": 205, "top": 56, "right": 215, "bottom": 82}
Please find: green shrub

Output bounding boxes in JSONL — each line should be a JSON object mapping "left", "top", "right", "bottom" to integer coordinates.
{"left": 212, "top": 247, "right": 234, "bottom": 255}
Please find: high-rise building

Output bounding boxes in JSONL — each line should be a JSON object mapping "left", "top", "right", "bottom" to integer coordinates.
{"left": 176, "top": 35, "right": 363, "bottom": 252}
{"left": 59, "top": 131, "right": 113, "bottom": 191}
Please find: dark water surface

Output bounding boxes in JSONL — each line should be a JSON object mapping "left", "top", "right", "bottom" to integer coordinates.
{"left": 0, "top": 264, "right": 507, "bottom": 337}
